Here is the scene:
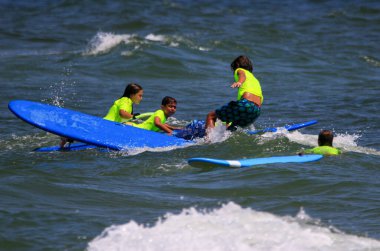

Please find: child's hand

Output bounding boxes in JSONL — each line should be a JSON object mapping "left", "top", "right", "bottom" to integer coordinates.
{"left": 231, "top": 82, "right": 242, "bottom": 88}
{"left": 132, "top": 113, "right": 141, "bottom": 119}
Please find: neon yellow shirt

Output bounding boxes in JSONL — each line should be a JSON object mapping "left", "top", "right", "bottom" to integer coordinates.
{"left": 234, "top": 68, "right": 263, "bottom": 103}
{"left": 305, "top": 146, "right": 341, "bottom": 156}
{"left": 104, "top": 97, "right": 133, "bottom": 123}
{"left": 135, "top": 109, "right": 166, "bottom": 132}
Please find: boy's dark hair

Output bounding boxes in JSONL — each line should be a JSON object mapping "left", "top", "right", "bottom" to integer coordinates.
{"left": 161, "top": 96, "right": 177, "bottom": 106}
{"left": 318, "top": 130, "right": 334, "bottom": 147}
{"left": 231, "top": 55, "right": 253, "bottom": 72}
{"left": 122, "top": 83, "right": 143, "bottom": 98}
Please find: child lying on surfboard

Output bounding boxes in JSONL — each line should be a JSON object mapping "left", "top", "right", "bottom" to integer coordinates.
{"left": 300, "top": 129, "right": 341, "bottom": 156}
{"left": 104, "top": 83, "right": 144, "bottom": 122}
{"left": 60, "top": 83, "right": 144, "bottom": 148}
{"left": 131, "top": 96, "right": 181, "bottom": 136}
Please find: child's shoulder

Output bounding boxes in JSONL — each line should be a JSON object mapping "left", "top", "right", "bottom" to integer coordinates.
{"left": 305, "top": 145, "right": 340, "bottom": 155}
{"left": 154, "top": 109, "right": 165, "bottom": 116}
{"left": 115, "top": 96, "right": 132, "bottom": 104}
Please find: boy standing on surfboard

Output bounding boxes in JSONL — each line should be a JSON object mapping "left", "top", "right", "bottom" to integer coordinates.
{"left": 205, "top": 55, "right": 263, "bottom": 132}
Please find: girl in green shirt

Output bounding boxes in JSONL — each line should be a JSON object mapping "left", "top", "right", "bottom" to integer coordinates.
{"left": 104, "top": 83, "right": 143, "bottom": 123}
{"left": 60, "top": 83, "right": 143, "bottom": 148}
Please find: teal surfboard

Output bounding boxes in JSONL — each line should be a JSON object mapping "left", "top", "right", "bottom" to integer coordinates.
{"left": 188, "top": 154, "right": 323, "bottom": 168}
{"left": 9, "top": 100, "right": 190, "bottom": 151}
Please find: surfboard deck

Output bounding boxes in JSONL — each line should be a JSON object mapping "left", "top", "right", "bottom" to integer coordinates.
{"left": 247, "top": 120, "right": 318, "bottom": 135}
{"left": 9, "top": 100, "right": 190, "bottom": 151}
{"left": 34, "top": 119, "right": 318, "bottom": 152}
{"left": 34, "top": 112, "right": 155, "bottom": 152}
{"left": 188, "top": 154, "right": 323, "bottom": 168}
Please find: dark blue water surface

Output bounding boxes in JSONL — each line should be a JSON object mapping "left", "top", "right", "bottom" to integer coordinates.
{"left": 1, "top": 1, "right": 379, "bottom": 250}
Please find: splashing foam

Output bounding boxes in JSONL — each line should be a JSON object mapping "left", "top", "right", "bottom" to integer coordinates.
{"left": 83, "top": 32, "right": 209, "bottom": 56}
{"left": 41, "top": 66, "right": 77, "bottom": 107}
{"left": 205, "top": 120, "right": 232, "bottom": 144}
{"left": 282, "top": 130, "right": 380, "bottom": 155}
{"left": 145, "top": 34, "right": 166, "bottom": 42}
{"left": 83, "top": 32, "right": 135, "bottom": 56}
{"left": 110, "top": 141, "right": 197, "bottom": 157}
{"left": 87, "top": 202, "right": 380, "bottom": 251}
{"left": 361, "top": 56, "right": 380, "bottom": 67}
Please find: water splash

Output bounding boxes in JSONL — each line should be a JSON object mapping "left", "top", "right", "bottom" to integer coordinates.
{"left": 41, "top": 66, "right": 77, "bottom": 107}
{"left": 87, "top": 202, "right": 380, "bottom": 251}
{"left": 277, "top": 130, "right": 380, "bottom": 156}
{"left": 83, "top": 32, "right": 136, "bottom": 56}
{"left": 145, "top": 34, "right": 166, "bottom": 42}
{"left": 83, "top": 32, "right": 209, "bottom": 56}
{"left": 204, "top": 120, "right": 232, "bottom": 144}
{"left": 361, "top": 56, "right": 380, "bottom": 67}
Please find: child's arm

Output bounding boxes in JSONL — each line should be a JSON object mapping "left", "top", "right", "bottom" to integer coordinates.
{"left": 230, "top": 69, "right": 246, "bottom": 88}
{"left": 154, "top": 116, "right": 173, "bottom": 135}
{"left": 119, "top": 109, "right": 133, "bottom": 119}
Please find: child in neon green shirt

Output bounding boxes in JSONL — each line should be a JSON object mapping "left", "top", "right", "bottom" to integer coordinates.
{"left": 134, "top": 96, "right": 180, "bottom": 135}
{"left": 206, "top": 55, "right": 263, "bottom": 132}
{"left": 302, "top": 130, "right": 341, "bottom": 156}
{"left": 104, "top": 83, "right": 143, "bottom": 123}
{"left": 60, "top": 83, "right": 143, "bottom": 148}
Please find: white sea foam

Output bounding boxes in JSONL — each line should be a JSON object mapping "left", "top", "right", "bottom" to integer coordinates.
{"left": 87, "top": 202, "right": 380, "bottom": 251}
{"left": 205, "top": 120, "right": 232, "bottom": 144}
{"left": 145, "top": 34, "right": 166, "bottom": 42}
{"left": 285, "top": 130, "right": 380, "bottom": 155}
{"left": 83, "top": 32, "right": 136, "bottom": 56}
{"left": 83, "top": 32, "right": 209, "bottom": 56}
{"left": 113, "top": 141, "right": 197, "bottom": 157}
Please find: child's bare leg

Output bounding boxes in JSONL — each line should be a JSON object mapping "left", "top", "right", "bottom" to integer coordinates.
{"left": 60, "top": 137, "right": 73, "bottom": 148}
{"left": 60, "top": 137, "right": 68, "bottom": 148}
{"left": 206, "top": 111, "right": 217, "bottom": 129}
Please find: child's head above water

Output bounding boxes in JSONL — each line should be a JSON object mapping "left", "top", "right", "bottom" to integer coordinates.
{"left": 161, "top": 96, "right": 177, "bottom": 117}
{"left": 161, "top": 96, "right": 176, "bottom": 106}
{"left": 230, "top": 55, "right": 253, "bottom": 72}
{"left": 123, "top": 83, "right": 143, "bottom": 104}
{"left": 318, "top": 129, "right": 334, "bottom": 147}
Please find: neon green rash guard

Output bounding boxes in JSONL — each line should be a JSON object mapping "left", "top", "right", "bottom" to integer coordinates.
{"left": 234, "top": 68, "right": 263, "bottom": 103}
{"left": 305, "top": 146, "right": 341, "bottom": 156}
{"left": 104, "top": 97, "right": 133, "bottom": 123}
{"left": 134, "top": 109, "right": 166, "bottom": 132}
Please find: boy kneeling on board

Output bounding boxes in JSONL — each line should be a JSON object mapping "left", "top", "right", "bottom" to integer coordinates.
{"left": 300, "top": 129, "right": 341, "bottom": 156}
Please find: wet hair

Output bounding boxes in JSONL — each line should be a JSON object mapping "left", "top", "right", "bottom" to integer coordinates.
{"left": 122, "top": 83, "right": 143, "bottom": 98}
{"left": 230, "top": 55, "right": 253, "bottom": 72}
{"left": 318, "top": 130, "right": 334, "bottom": 147}
{"left": 161, "top": 96, "right": 177, "bottom": 106}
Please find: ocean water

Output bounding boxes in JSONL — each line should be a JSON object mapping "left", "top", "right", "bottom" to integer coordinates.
{"left": 1, "top": 0, "right": 380, "bottom": 250}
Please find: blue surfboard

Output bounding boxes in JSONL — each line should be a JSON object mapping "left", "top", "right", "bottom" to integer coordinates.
{"left": 9, "top": 100, "right": 190, "bottom": 151}
{"left": 188, "top": 154, "right": 323, "bottom": 168}
{"left": 34, "top": 118, "right": 318, "bottom": 151}
{"left": 247, "top": 120, "right": 318, "bottom": 135}
{"left": 33, "top": 112, "right": 154, "bottom": 152}
{"left": 34, "top": 143, "right": 98, "bottom": 152}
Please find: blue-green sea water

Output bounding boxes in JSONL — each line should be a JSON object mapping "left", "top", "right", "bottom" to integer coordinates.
{"left": 1, "top": 1, "right": 380, "bottom": 250}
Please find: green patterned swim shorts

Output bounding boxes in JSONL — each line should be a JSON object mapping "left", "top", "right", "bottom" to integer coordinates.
{"left": 215, "top": 98, "right": 261, "bottom": 128}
